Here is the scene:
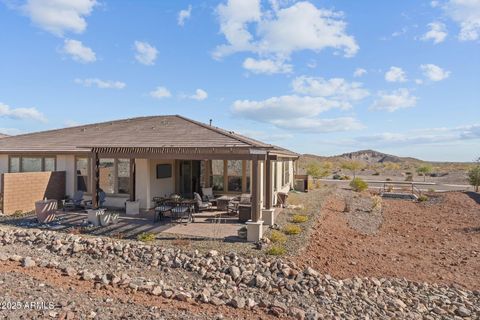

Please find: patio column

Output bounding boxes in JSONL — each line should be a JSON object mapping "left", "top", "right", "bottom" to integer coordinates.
{"left": 90, "top": 152, "right": 99, "bottom": 208}
{"left": 129, "top": 158, "right": 136, "bottom": 201}
{"left": 265, "top": 158, "right": 272, "bottom": 210}
{"left": 251, "top": 157, "right": 260, "bottom": 222}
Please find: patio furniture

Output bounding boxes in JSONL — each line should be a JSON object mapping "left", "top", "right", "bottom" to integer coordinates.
{"left": 35, "top": 199, "right": 57, "bottom": 223}
{"left": 63, "top": 191, "right": 84, "bottom": 211}
{"left": 84, "top": 191, "right": 106, "bottom": 209}
{"left": 154, "top": 204, "right": 173, "bottom": 222}
{"left": 216, "top": 195, "right": 236, "bottom": 211}
{"left": 193, "top": 192, "right": 212, "bottom": 212}
{"left": 99, "top": 211, "right": 119, "bottom": 226}
{"left": 238, "top": 204, "right": 252, "bottom": 222}
{"left": 201, "top": 187, "right": 216, "bottom": 203}
{"left": 171, "top": 202, "right": 195, "bottom": 223}
{"left": 227, "top": 193, "right": 251, "bottom": 216}
{"left": 277, "top": 192, "right": 288, "bottom": 208}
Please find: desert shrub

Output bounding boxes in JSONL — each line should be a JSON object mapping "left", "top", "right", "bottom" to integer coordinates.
{"left": 137, "top": 232, "right": 156, "bottom": 242}
{"left": 428, "top": 188, "right": 435, "bottom": 192}
{"left": 467, "top": 165, "right": 480, "bottom": 192}
{"left": 372, "top": 172, "right": 380, "bottom": 176}
{"left": 416, "top": 165, "right": 433, "bottom": 182}
{"left": 291, "top": 214, "right": 309, "bottom": 223}
{"left": 332, "top": 174, "right": 341, "bottom": 180}
{"left": 266, "top": 245, "right": 286, "bottom": 256}
{"left": 386, "top": 178, "right": 391, "bottom": 181}
{"left": 405, "top": 175, "right": 413, "bottom": 182}
{"left": 418, "top": 195, "right": 428, "bottom": 202}
{"left": 340, "top": 175, "right": 350, "bottom": 180}
{"left": 269, "top": 230, "right": 287, "bottom": 243}
{"left": 283, "top": 224, "right": 302, "bottom": 235}
{"left": 350, "top": 178, "right": 368, "bottom": 192}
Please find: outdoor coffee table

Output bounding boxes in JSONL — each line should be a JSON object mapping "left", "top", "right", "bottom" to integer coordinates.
{"left": 216, "top": 196, "right": 236, "bottom": 211}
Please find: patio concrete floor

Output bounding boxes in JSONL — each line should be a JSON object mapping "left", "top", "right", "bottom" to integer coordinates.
{"left": 50, "top": 209, "right": 245, "bottom": 240}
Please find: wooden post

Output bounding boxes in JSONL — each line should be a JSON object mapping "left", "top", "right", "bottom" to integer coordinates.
{"left": 251, "top": 156, "right": 261, "bottom": 222}
{"left": 265, "top": 158, "right": 272, "bottom": 209}
{"left": 91, "top": 152, "right": 99, "bottom": 209}
{"left": 129, "top": 158, "right": 136, "bottom": 201}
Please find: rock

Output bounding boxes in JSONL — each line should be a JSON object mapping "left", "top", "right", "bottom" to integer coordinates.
{"left": 210, "top": 297, "right": 224, "bottom": 306}
{"left": 10, "top": 255, "right": 22, "bottom": 262}
{"left": 175, "top": 291, "right": 191, "bottom": 302}
{"left": 208, "top": 250, "right": 218, "bottom": 257}
{"left": 81, "top": 271, "right": 94, "bottom": 281}
{"left": 255, "top": 274, "right": 267, "bottom": 288}
{"left": 0, "top": 253, "right": 8, "bottom": 261}
{"left": 22, "top": 257, "right": 36, "bottom": 268}
{"left": 392, "top": 298, "right": 407, "bottom": 309}
{"left": 162, "top": 290, "right": 173, "bottom": 298}
{"left": 455, "top": 306, "right": 471, "bottom": 317}
{"left": 290, "top": 307, "right": 306, "bottom": 320}
{"left": 229, "top": 266, "right": 241, "bottom": 280}
{"left": 230, "top": 296, "right": 246, "bottom": 309}
{"left": 63, "top": 267, "right": 77, "bottom": 277}
{"left": 304, "top": 267, "right": 319, "bottom": 277}
{"left": 151, "top": 286, "right": 162, "bottom": 296}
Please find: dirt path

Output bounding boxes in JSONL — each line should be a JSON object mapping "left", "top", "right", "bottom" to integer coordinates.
{"left": 0, "top": 261, "right": 275, "bottom": 320}
{"left": 294, "top": 192, "right": 480, "bottom": 290}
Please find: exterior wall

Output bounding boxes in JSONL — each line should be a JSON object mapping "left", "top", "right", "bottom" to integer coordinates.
{"left": 135, "top": 159, "right": 151, "bottom": 210}
{"left": 272, "top": 160, "right": 294, "bottom": 206}
{"left": 1, "top": 171, "right": 65, "bottom": 214}
{"left": 150, "top": 159, "right": 175, "bottom": 200}
{"left": 0, "top": 154, "right": 8, "bottom": 191}
{"left": 56, "top": 155, "right": 75, "bottom": 197}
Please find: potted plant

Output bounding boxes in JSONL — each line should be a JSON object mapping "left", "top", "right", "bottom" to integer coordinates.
{"left": 237, "top": 226, "right": 247, "bottom": 239}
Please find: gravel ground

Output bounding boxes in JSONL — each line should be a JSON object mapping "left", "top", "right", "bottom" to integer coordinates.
{"left": 294, "top": 191, "right": 480, "bottom": 290}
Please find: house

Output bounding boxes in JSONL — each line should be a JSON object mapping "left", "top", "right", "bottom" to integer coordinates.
{"left": 0, "top": 115, "right": 298, "bottom": 240}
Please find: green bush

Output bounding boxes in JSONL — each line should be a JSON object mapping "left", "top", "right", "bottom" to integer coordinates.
{"left": 418, "top": 195, "right": 428, "bottom": 202}
{"left": 266, "top": 245, "right": 286, "bottom": 256}
{"left": 291, "top": 214, "right": 308, "bottom": 223}
{"left": 349, "top": 178, "right": 368, "bottom": 192}
{"left": 137, "top": 232, "right": 156, "bottom": 242}
{"left": 283, "top": 224, "right": 302, "bottom": 235}
{"left": 269, "top": 230, "right": 287, "bottom": 243}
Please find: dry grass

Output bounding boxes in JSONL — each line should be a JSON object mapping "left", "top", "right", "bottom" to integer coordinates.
{"left": 269, "top": 230, "right": 287, "bottom": 243}
{"left": 283, "top": 224, "right": 302, "bottom": 235}
{"left": 291, "top": 214, "right": 309, "bottom": 223}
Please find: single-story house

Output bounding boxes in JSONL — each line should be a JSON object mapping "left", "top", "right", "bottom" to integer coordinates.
{"left": 0, "top": 115, "right": 298, "bottom": 240}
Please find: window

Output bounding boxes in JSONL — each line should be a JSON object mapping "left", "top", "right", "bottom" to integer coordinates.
{"left": 99, "top": 158, "right": 115, "bottom": 194}
{"left": 227, "top": 160, "right": 242, "bottom": 192}
{"left": 21, "top": 157, "right": 42, "bottom": 172}
{"left": 117, "top": 159, "right": 130, "bottom": 194}
{"left": 9, "top": 157, "right": 20, "bottom": 173}
{"left": 44, "top": 158, "right": 56, "bottom": 172}
{"left": 76, "top": 158, "right": 89, "bottom": 192}
{"left": 211, "top": 160, "right": 224, "bottom": 191}
{"left": 283, "top": 161, "right": 290, "bottom": 186}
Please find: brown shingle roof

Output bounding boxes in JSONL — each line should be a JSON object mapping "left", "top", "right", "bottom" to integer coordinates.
{"left": 0, "top": 115, "right": 297, "bottom": 156}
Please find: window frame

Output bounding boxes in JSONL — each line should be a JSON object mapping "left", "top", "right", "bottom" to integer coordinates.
{"left": 8, "top": 155, "right": 56, "bottom": 173}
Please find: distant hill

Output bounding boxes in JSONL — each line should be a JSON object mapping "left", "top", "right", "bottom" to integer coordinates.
{"left": 0, "top": 133, "right": 9, "bottom": 139}
{"left": 301, "top": 149, "right": 422, "bottom": 165}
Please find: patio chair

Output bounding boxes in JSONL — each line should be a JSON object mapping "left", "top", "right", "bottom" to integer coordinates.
{"left": 63, "top": 191, "right": 84, "bottom": 211}
{"left": 194, "top": 192, "right": 212, "bottom": 212}
{"left": 171, "top": 204, "right": 193, "bottom": 223}
{"left": 154, "top": 203, "right": 173, "bottom": 222}
{"left": 84, "top": 191, "right": 106, "bottom": 209}
{"left": 201, "top": 187, "right": 216, "bottom": 202}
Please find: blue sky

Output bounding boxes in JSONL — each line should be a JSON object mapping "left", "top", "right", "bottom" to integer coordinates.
{"left": 0, "top": 0, "right": 479, "bottom": 161}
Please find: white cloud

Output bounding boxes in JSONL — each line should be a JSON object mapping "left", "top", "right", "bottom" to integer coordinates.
{"left": 74, "top": 78, "right": 126, "bottom": 89}
{"left": 353, "top": 68, "right": 367, "bottom": 77}
{"left": 370, "top": 88, "right": 417, "bottom": 112}
{"left": 271, "top": 117, "right": 365, "bottom": 133}
{"left": 420, "top": 64, "right": 451, "bottom": 81}
{"left": 421, "top": 22, "right": 448, "bottom": 44}
{"left": 0, "top": 102, "right": 47, "bottom": 122}
{"left": 233, "top": 95, "right": 350, "bottom": 122}
{"left": 242, "top": 57, "right": 292, "bottom": 74}
{"left": 150, "top": 86, "right": 171, "bottom": 99}
{"left": 190, "top": 89, "right": 208, "bottom": 101}
{"left": 444, "top": 0, "right": 480, "bottom": 41}
{"left": 355, "top": 124, "right": 480, "bottom": 146}
{"left": 178, "top": 5, "right": 192, "bottom": 26}
{"left": 431, "top": 1, "right": 440, "bottom": 8}
{"left": 385, "top": 66, "right": 407, "bottom": 82}
{"left": 0, "top": 128, "right": 23, "bottom": 135}
{"left": 21, "top": 0, "right": 97, "bottom": 36}
{"left": 214, "top": 0, "right": 358, "bottom": 72}
{"left": 63, "top": 39, "right": 96, "bottom": 63}
{"left": 292, "top": 76, "right": 369, "bottom": 105}
{"left": 134, "top": 41, "right": 158, "bottom": 65}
